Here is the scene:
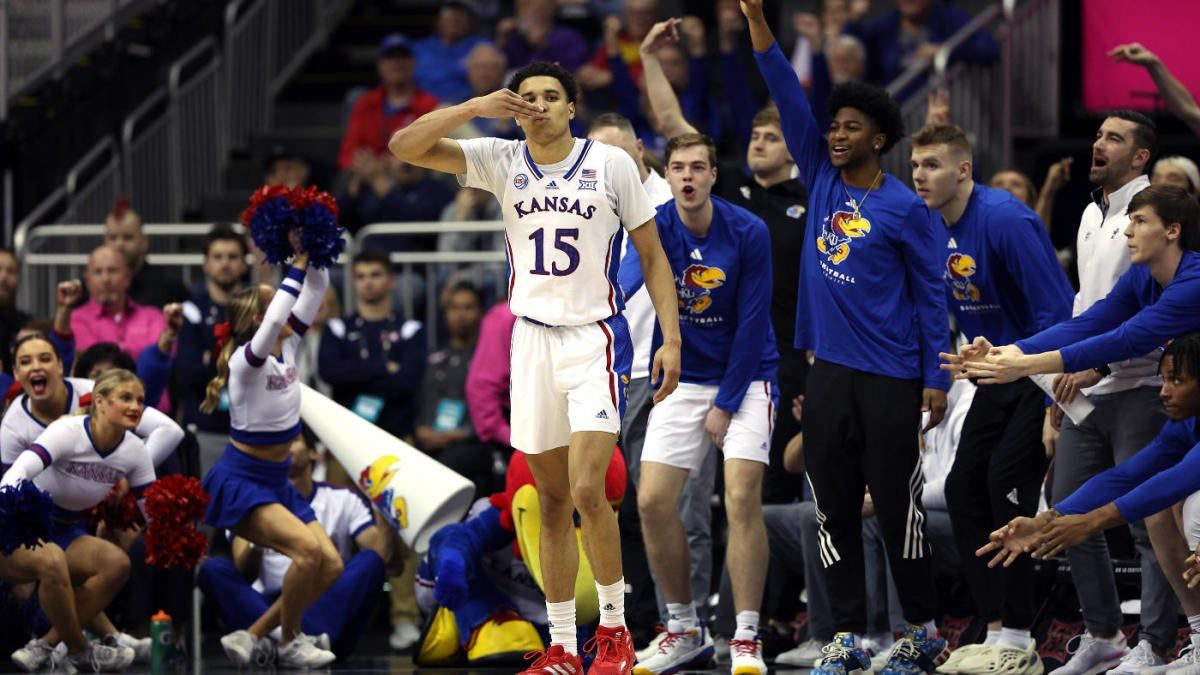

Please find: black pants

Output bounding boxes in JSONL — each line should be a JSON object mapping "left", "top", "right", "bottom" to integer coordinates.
{"left": 803, "top": 359, "right": 936, "bottom": 633}
{"left": 765, "top": 346, "right": 810, "bottom": 504}
{"left": 944, "top": 378, "right": 1047, "bottom": 628}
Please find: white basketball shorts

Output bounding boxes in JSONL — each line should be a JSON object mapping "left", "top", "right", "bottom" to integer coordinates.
{"left": 642, "top": 380, "right": 777, "bottom": 475}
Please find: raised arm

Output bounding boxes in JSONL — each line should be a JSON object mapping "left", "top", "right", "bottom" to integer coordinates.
{"left": 288, "top": 265, "right": 329, "bottom": 335}
{"left": 1110, "top": 43, "right": 1200, "bottom": 137}
{"left": 388, "top": 91, "right": 547, "bottom": 174}
{"left": 245, "top": 258, "right": 308, "bottom": 365}
{"left": 641, "top": 19, "right": 699, "bottom": 139}
{"left": 133, "top": 404, "right": 185, "bottom": 468}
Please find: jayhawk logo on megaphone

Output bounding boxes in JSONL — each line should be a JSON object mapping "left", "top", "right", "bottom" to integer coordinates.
{"left": 358, "top": 456, "right": 409, "bottom": 529}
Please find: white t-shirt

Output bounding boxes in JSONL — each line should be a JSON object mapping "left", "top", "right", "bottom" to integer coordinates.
{"left": 254, "top": 482, "right": 375, "bottom": 594}
{"left": 456, "top": 137, "right": 657, "bottom": 326}
{"left": 920, "top": 378, "right": 975, "bottom": 511}
{"left": 622, "top": 169, "right": 674, "bottom": 380}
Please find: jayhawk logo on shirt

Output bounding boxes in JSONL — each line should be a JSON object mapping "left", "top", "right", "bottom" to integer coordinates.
{"left": 945, "top": 253, "right": 981, "bottom": 301}
{"left": 677, "top": 264, "right": 726, "bottom": 314}
{"left": 816, "top": 210, "right": 872, "bottom": 265}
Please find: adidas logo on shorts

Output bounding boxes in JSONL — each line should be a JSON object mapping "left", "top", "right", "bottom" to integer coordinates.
{"left": 595, "top": 410, "right": 609, "bottom": 419}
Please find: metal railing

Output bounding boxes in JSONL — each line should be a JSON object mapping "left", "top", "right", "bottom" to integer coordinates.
{"left": 64, "top": 136, "right": 121, "bottom": 224}
{"left": 224, "top": 0, "right": 272, "bottom": 150}
{"left": 122, "top": 87, "right": 176, "bottom": 222}
{"left": 169, "top": 38, "right": 227, "bottom": 217}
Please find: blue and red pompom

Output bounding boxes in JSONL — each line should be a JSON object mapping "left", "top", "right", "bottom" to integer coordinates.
{"left": 0, "top": 481, "right": 53, "bottom": 554}
{"left": 241, "top": 185, "right": 346, "bottom": 269}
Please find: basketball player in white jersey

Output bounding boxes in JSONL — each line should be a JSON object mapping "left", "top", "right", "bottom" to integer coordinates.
{"left": 389, "top": 61, "right": 682, "bottom": 675}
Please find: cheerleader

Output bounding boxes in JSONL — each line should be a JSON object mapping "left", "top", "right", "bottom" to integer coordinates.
{"left": 199, "top": 239, "right": 342, "bottom": 669}
{"left": 1, "top": 369, "right": 157, "bottom": 672}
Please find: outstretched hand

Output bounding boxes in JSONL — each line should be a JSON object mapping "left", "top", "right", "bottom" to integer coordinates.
{"left": 1108, "top": 42, "right": 1158, "bottom": 67}
{"left": 975, "top": 515, "right": 1044, "bottom": 568}
{"left": 641, "top": 18, "right": 681, "bottom": 55}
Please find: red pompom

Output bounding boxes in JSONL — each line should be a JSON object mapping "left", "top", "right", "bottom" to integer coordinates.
{"left": 240, "top": 184, "right": 292, "bottom": 227}
{"left": 142, "top": 476, "right": 210, "bottom": 570}
{"left": 87, "top": 482, "right": 144, "bottom": 532}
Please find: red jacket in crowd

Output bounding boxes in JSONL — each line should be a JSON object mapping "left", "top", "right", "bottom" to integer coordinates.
{"left": 338, "top": 86, "right": 440, "bottom": 169}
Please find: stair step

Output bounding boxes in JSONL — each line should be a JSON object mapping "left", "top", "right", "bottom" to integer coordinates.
{"left": 274, "top": 101, "right": 345, "bottom": 129}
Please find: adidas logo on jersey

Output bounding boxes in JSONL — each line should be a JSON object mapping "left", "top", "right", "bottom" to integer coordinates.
{"left": 1007, "top": 488, "right": 1019, "bottom": 505}
{"left": 947, "top": 237, "right": 958, "bottom": 249}
{"left": 546, "top": 180, "right": 559, "bottom": 190}
{"left": 690, "top": 248, "right": 703, "bottom": 261}
{"left": 595, "top": 410, "right": 609, "bottom": 419}
{"left": 602, "top": 603, "right": 616, "bottom": 611}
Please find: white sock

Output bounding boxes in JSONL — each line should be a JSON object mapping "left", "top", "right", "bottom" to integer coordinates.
{"left": 596, "top": 579, "right": 626, "bottom": 629}
{"left": 983, "top": 630, "right": 1001, "bottom": 646}
{"left": 547, "top": 600, "right": 578, "bottom": 655}
{"left": 269, "top": 627, "right": 282, "bottom": 642}
{"left": 997, "top": 628, "right": 1031, "bottom": 649}
{"left": 734, "top": 611, "right": 760, "bottom": 642}
{"left": 1189, "top": 614, "right": 1200, "bottom": 634}
{"left": 666, "top": 602, "right": 699, "bottom": 631}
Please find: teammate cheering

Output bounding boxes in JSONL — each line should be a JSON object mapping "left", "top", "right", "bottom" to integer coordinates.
{"left": 743, "top": 0, "right": 952, "bottom": 673}
{"left": 389, "top": 61, "right": 682, "bottom": 675}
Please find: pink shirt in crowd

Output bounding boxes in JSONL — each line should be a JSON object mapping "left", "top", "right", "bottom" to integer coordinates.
{"left": 466, "top": 301, "right": 516, "bottom": 447}
{"left": 71, "top": 299, "right": 166, "bottom": 360}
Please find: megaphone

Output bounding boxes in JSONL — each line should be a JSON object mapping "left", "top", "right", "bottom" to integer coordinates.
{"left": 299, "top": 384, "right": 475, "bottom": 553}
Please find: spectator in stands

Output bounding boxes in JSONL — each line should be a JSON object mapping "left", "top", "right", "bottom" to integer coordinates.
{"left": 413, "top": 1, "right": 489, "bottom": 104}
{"left": 174, "top": 224, "right": 249, "bottom": 471}
{"left": 1110, "top": 42, "right": 1200, "bottom": 138}
{"left": 465, "top": 299, "right": 514, "bottom": 449}
{"left": 1153, "top": 156, "right": 1200, "bottom": 198}
{"left": 414, "top": 283, "right": 488, "bottom": 494}
{"left": 576, "top": 0, "right": 659, "bottom": 92}
{"left": 104, "top": 200, "right": 190, "bottom": 308}
{"left": 264, "top": 146, "right": 312, "bottom": 190}
{"left": 846, "top": 0, "right": 999, "bottom": 96}
{"left": 436, "top": 187, "right": 504, "bottom": 297}
{"left": 197, "top": 427, "right": 393, "bottom": 659}
{"left": 497, "top": 0, "right": 590, "bottom": 72}
{"left": 338, "top": 35, "right": 440, "bottom": 171}
{"left": 339, "top": 154, "right": 456, "bottom": 238}
{"left": 317, "top": 248, "right": 426, "bottom": 654}
{"left": 70, "top": 245, "right": 166, "bottom": 361}
{"left": 0, "top": 248, "right": 28, "bottom": 372}
{"left": 457, "top": 43, "right": 519, "bottom": 139}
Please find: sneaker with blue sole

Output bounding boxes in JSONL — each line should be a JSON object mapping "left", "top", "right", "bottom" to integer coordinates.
{"left": 814, "top": 632, "right": 875, "bottom": 675}
{"left": 880, "top": 625, "right": 949, "bottom": 675}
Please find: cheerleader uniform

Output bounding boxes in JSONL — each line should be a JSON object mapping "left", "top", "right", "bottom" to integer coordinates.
{"left": 201, "top": 265, "right": 329, "bottom": 529}
{"left": 1, "top": 415, "right": 155, "bottom": 550}
{"left": 0, "top": 376, "right": 184, "bottom": 473}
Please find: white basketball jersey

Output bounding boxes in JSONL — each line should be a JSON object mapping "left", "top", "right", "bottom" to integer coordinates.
{"left": 457, "top": 137, "right": 657, "bottom": 326}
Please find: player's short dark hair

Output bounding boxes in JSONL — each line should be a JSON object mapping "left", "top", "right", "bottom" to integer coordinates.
{"left": 508, "top": 61, "right": 578, "bottom": 104}
{"left": 1128, "top": 184, "right": 1200, "bottom": 251}
{"left": 75, "top": 342, "right": 136, "bottom": 379}
{"left": 589, "top": 112, "right": 636, "bottom": 137}
{"left": 1108, "top": 109, "right": 1159, "bottom": 163}
{"left": 828, "top": 81, "right": 905, "bottom": 154}
{"left": 1162, "top": 334, "right": 1200, "bottom": 382}
{"left": 352, "top": 248, "right": 392, "bottom": 271}
{"left": 203, "top": 223, "right": 248, "bottom": 258}
{"left": 665, "top": 133, "right": 718, "bottom": 169}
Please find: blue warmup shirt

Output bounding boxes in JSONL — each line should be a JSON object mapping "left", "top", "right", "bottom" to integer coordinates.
{"left": 941, "top": 184, "right": 1073, "bottom": 345}
{"left": 1058, "top": 417, "right": 1200, "bottom": 523}
{"left": 755, "top": 42, "right": 950, "bottom": 389}
{"left": 1017, "top": 251, "right": 1200, "bottom": 372}
{"left": 619, "top": 197, "right": 779, "bottom": 412}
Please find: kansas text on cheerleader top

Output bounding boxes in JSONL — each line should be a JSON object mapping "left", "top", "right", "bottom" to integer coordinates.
{"left": 228, "top": 266, "right": 328, "bottom": 445}
{"left": 0, "top": 414, "right": 155, "bottom": 513}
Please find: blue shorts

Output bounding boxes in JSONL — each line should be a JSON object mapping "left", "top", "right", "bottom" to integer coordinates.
{"left": 202, "top": 444, "right": 316, "bottom": 529}
{"left": 48, "top": 510, "right": 88, "bottom": 551}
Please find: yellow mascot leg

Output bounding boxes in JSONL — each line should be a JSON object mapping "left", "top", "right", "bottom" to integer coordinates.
{"left": 511, "top": 484, "right": 601, "bottom": 624}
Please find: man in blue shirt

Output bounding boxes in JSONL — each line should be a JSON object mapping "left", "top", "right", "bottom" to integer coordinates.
{"left": 909, "top": 124, "right": 1073, "bottom": 673}
{"left": 411, "top": 1, "right": 489, "bottom": 104}
{"left": 620, "top": 133, "right": 778, "bottom": 675}
{"left": 977, "top": 334, "right": 1200, "bottom": 674}
{"left": 743, "top": 1, "right": 951, "bottom": 673}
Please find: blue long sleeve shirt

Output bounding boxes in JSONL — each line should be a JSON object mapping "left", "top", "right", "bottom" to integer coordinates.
{"left": 941, "top": 184, "right": 1073, "bottom": 345}
{"left": 1016, "top": 251, "right": 1200, "bottom": 372}
{"left": 619, "top": 197, "right": 779, "bottom": 411}
{"left": 1058, "top": 418, "right": 1200, "bottom": 523}
{"left": 754, "top": 41, "right": 950, "bottom": 389}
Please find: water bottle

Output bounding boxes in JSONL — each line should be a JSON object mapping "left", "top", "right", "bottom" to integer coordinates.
{"left": 150, "top": 610, "right": 172, "bottom": 674}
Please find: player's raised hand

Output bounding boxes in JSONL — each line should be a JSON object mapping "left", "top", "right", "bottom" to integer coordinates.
{"left": 651, "top": 341, "right": 681, "bottom": 404}
{"left": 56, "top": 279, "right": 83, "bottom": 308}
{"left": 640, "top": 18, "right": 681, "bottom": 56}
{"left": 1108, "top": 42, "right": 1158, "bottom": 67}
{"left": 471, "top": 88, "right": 547, "bottom": 121}
{"left": 739, "top": 0, "right": 765, "bottom": 21}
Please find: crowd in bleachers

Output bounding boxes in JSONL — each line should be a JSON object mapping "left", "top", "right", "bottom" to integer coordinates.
{"left": 2, "top": 0, "right": 1200, "bottom": 672}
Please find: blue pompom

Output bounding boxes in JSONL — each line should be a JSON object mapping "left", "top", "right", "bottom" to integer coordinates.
{"left": 0, "top": 481, "right": 53, "bottom": 554}
{"left": 247, "top": 196, "right": 300, "bottom": 265}
{"left": 299, "top": 203, "right": 346, "bottom": 270}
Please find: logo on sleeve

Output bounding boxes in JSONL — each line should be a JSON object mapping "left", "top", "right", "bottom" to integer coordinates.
{"left": 514, "top": 173, "right": 529, "bottom": 190}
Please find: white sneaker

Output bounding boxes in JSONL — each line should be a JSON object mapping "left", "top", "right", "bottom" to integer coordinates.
{"left": 389, "top": 622, "right": 421, "bottom": 652}
{"left": 68, "top": 643, "right": 135, "bottom": 672}
{"left": 11, "top": 639, "right": 54, "bottom": 672}
{"left": 957, "top": 640, "right": 1043, "bottom": 675}
{"left": 637, "top": 629, "right": 669, "bottom": 663}
{"left": 277, "top": 633, "right": 336, "bottom": 669}
{"left": 938, "top": 643, "right": 989, "bottom": 674}
{"left": 1107, "top": 639, "right": 1163, "bottom": 674}
{"left": 1048, "top": 633, "right": 1128, "bottom": 675}
{"left": 776, "top": 638, "right": 827, "bottom": 667}
{"left": 1144, "top": 636, "right": 1200, "bottom": 675}
{"left": 729, "top": 638, "right": 768, "bottom": 675}
{"left": 103, "top": 633, "right": 152, "bottom": 664}
{"left": 866, "top": 638, "right": 895, "bottom": 672}
{"left": 220, "top": 630, "right": 257, "bottom": 667}
{"left": 632, "top": 623, "right": 714, "bottom": 674}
